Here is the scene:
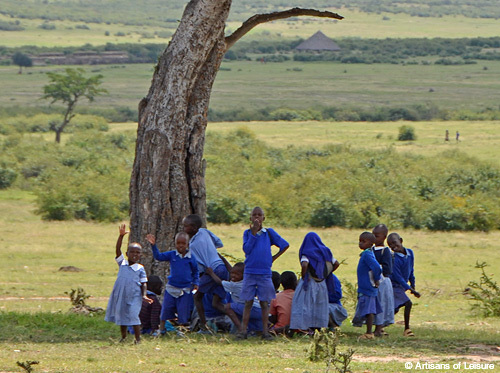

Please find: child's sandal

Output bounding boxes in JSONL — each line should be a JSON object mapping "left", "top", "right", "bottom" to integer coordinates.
{"left": 403, "top": 329, "right": 415, "bottom": 337}
{"left": 358, "top": 333, "right": 375, "bottom": 341}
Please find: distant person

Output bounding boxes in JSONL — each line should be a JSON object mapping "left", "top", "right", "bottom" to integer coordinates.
{"left": 290, "top": 232, "right": 339, "bottom": 332}
{"left": 146, "top": 232, "right": 199, "bottom": 330}
{"left": 456, "top": 131, "right": 460, "bottom": 142}
{"left": 105, "top": 224, "right": 151, "bottom": 344}
{"left": 270, "top": 271, "right": 297, "bottom": 334}
{"left": 237, "top": 206, "right": 289, "bottom": 340}
{"left": 327, "top": 274, "right": 348, "bottom": 328}
{"left": 445, "top": 130, "right": 449, "bottom": 142}
{"left": 352, "top": 232, "right": 382, "bottom": 340}
{"left": 387, "top": 233, "right": 421, "bottom": 337}
{"left": 371, "top": 224, "right": 394, "bottom": 336}
{"left": 183, "top": 214, "right": 228, "bottom": 333}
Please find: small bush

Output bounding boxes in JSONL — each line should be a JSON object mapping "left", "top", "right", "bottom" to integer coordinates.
{"left": 466, "top": 261, "right": 500, "bottom": 317}
{"left": 0, "top": 168, "right": 17, "bottom": 189}
{"left": 398, "top": 125, "right": 417, "bottom": 141}
{"left": 310, "top": 200, "right": 347, "bottom": 228}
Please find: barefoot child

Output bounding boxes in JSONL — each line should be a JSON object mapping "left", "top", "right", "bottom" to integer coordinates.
{"left": 352, "top": 232, "right": 382, "bottom": 340}
{"left": 238, "top": 207, "right": 289, "bottom": 340}
{"left": 146, "top": 232, "right": 199, "bottom": 330}
{"left": 387, "top": 232, "right": 421, "bottom": 337}
{"left": 105, "top": 224, "right": 152, "bottom": 344}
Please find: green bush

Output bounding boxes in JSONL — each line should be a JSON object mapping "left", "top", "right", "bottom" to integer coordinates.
{"left": 398, "top": 125, "right": 417, "bottom": 141}
{"left": 310, "top": 199, "right": 347, "bottom": 228}
{"left": 0, "top": 167, "right": 17, "bottom": 189}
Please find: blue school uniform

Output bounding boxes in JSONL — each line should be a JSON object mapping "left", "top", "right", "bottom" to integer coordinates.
{"left": 372, "top": 246, "right": 395, "bottom": 327}
{"left": 390, "top": 248, "right": 416, "bottom": 311}
{"left": 328, "top": 274, "right": 348, "bottom": 327}
{"left": 290, "top": 232, "right": 333, "bottom": 330}
{"left": 151, "top": 245, "right": 199, "bottom": 324}
{"left": 223, "top": 280, "right": 263, "bottom": 332}
{"left": 240, "top": 227, "right": 289, "bottom": 302}
{"left": 352, "top": 248, "right": 382, "bottom": 327}
{"left": 105, "top": 254, "right": 148, "bottom": 326}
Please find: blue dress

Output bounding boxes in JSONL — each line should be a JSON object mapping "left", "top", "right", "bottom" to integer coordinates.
{"left": 105, "top": 255, "right": 148, "bottom": 326}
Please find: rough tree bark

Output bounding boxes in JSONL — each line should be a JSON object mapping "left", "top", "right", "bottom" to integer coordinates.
{"left": 129, "top": 0, "right": 343, "bottom": 275}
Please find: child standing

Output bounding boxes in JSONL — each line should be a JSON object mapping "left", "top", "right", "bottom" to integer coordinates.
{"left": 352, "top": 232, "right": 382, "bottom": 340}
{"left": 290, "top": 232, "right": 339, "bottom": 332}
{"left": 105, "top": 224, "right": 151, "bottom": 344}
{"left": 387, "top": 232, "right": 421, "bottom": 337}
{"left": 270, "top": 271, "right": 297, "bottom": 334}
{"left": 328, "top": 274, "right": 348, "bottom": 328}
{"left": 183, "top": 214, "right": 228, "bottom": 332}
{"left": 238, "top": 207, "right": 289, "bottom": 340}
{"left": 146, "top": 232, "right": 199, "bottom": 329}
{"left": 371, "top": 224, "right": 394, "bottom": 336}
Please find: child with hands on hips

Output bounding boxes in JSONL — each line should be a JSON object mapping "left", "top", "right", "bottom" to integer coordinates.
{"left": 104, "top": 224, "right": 152, "bottom": 344}
{"left": 146, "top": 232, "right": 199, "bottom": 332}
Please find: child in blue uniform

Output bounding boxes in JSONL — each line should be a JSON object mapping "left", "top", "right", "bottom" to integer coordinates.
{"left": 146, "top": 232, "right": 199, "bottom": 330}
{"left": 371, "top": 224, "right": 394, "bottom": 336}
{"left": 238, "top": 207, "right": 289, "bottom": 340}
{"left": 387, "top": 232, "right": 421, "bottom": 337}
{"left": 328, "top": 274, "right": 348, "bottom": 328}
{"left": 352, "top": 231, "right": 382, "bottom": 340}
{"left": 183, "top": 214, "right": 228, "bottom": 332}
{"left": 105, "top": 224, "right": 151, "bottom": 344}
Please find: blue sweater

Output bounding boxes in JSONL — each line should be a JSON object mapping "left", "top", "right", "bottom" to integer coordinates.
{"left": 357, "top": 249, "right": 382, "bottom": 297}
{"left": 242, "top": 228, "right": 289, "bottom": 275}
{"left": 390, "top": 248, "right": 415, "bottom": 291}
{"left": 372, "top": 246, "right": 393, "bottom": 277}
{"left": 151, "top": 244, "right": 199, "bottom": 288}
{"left": 328, "top": 274, "right": 343, "bottom": 305}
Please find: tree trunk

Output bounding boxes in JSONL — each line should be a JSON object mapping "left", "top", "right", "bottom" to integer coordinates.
{"left": 129, "top": 0, "right": 232, "bottom": 275}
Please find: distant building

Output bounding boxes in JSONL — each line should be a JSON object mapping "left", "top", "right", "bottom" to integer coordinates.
{"left": 295, "top": 31, "right": 341, "bottom": 52}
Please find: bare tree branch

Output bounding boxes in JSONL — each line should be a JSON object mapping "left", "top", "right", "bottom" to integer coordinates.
{"left": 225, "top": 8, "right": 344, "bottom": 50}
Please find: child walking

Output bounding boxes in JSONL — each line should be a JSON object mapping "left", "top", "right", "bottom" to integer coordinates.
{"left": 238, "top": 206, "right": 289, "bottom": 340}
{"left": 352, "top": 232, "right": 382, "bottom": 340}
{"left": 105, "top": 224, "right": 151, "bottom": 344}
{"left": 371, "top": 224, "right": 394, "bottom": 336}
{"left": 183, "top": 214, "right": 228, "bottom": 333}
{"left": 146, "top": 232, "right": 199, "bottom": 330}
{"left": 387, "top": 232, "right": 421, "bottom": 337}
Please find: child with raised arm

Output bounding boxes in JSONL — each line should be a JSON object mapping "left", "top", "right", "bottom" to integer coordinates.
{"left": 371, "top": 224, "right": 394, "bottom": 336}
{"left": 146, "top": 232, "right": 199, "bottom": 330}
{"left": 352, "top": 232, "right": 382, "bottom": 340}
{"left": 105, "top": 224, "right": 151, "bottom": 344}
{"left": 238, "top": 206, "right": 289, "bottom": 340}
{"left": 387, "top": 232, "right": 421, "bottom": 337}
{"left": 183, "top": 214, "right": 228, "bottom": 333}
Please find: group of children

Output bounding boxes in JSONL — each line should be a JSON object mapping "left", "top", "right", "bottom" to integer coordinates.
{"left": 104, "top": 210, "right": 419, "bottom": 343}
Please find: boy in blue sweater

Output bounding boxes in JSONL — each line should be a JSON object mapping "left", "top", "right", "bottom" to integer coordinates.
{"left": 388, "top": 232, "right": 420, "bottom": 337}
{"left": 237, "top": 207, "right": 289, "bottom": 340}
{"left": 146, "top": 232, "right": 199, "bottom": 330}
{"left": 352, "top": 231, "right": 382, "bottom": 340}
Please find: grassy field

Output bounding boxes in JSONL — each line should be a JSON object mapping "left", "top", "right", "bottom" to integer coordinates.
{"left": 2, "top": 8, "right": 500, "bottom": 49}
{"left": 1, "top": 187, "right": 500, "bottom": 372}
{"left": 1, "top": 60, "right": 500, "bottom": 114}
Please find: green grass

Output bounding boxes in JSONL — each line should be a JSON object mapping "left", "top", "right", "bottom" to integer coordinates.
{"left": 1, "top": 60, "right": 500, "bottom": 115}
{"left": 1, "top": 190, "right": 500, "bottom": 371}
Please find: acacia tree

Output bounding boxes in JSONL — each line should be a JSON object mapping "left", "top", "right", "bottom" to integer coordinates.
{"left": 129, "top": 0, "right": 343, "bottom": 273}
{"left": 12, "top": 52, "right": 32, "bottom": 74}
{"left": 43, "top": 68, "right": 107, "bottom": 143}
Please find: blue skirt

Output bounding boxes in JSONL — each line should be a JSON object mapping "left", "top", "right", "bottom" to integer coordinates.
{"left": 393, "top": 284, "right": 411, "bottom": 312}
{"left": 328, "top": 303, "right": 348, "bottom": 327}
{"left": 374, "top": 276, "right": 394, "bottom": 327}
{"left": 352, "top": 295, "right": 382, "bottom": 327}
{"left": 290, "top": 278, "right": 329, "bottom": 330}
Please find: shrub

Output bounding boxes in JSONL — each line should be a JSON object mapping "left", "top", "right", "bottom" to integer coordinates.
{"left": 466, "top": 261, "right": 500, "bottom": 317}
{"left": 398, "top": 125, "right": 417, "bottom": 141}
{"left": 0, "top": 167, "right": 17, "bottom": 189}
{"left": 310, "top": 199, "right": 347, "bottom": 228}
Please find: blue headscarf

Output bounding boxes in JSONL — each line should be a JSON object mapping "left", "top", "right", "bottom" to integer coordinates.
{"left": 299, "top": 232, "right": 335, "bottom": 291}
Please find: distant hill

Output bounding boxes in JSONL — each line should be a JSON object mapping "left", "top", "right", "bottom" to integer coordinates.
{"left": 0, "top": 0, "right": 498, "bottom": 27}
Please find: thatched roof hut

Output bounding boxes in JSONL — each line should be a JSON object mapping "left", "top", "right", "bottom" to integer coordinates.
{"left": 295, "top": 31, "right": 340, "bottom": 52}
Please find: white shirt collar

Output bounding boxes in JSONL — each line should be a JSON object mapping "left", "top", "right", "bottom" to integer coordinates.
{"left": 373, "top": 246, "right": 387, "bottom": 251}
{"left": 175, "top": 249, "right": 191, "bottom": 258}
{"left": 117, "top": 254, "right": 143, "bottom": 271}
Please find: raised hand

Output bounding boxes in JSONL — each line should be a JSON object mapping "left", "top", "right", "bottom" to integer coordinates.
{"left": 146, "top": 234, "right": 156, "bottom": 245}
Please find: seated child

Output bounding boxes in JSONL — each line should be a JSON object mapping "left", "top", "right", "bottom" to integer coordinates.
{"left": 327, "top": 274, "right": 348, "bottom": 328}
{"left": 387, "top": 232, "right": 421, "bottom": 337}
{"left": 146, "top": 232, "right": 199, "bottom": 330}
{"left": 270, "top": 271, "right": 297, "bottom": 334}
{"left": 352, "top": 232, "right": 382, "bottom": 340}
{"left": 137, "top": 275, "right": 163, "bottom": 335}
{"left": 272, "top": 271, "right": 281, "bottom": 293}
